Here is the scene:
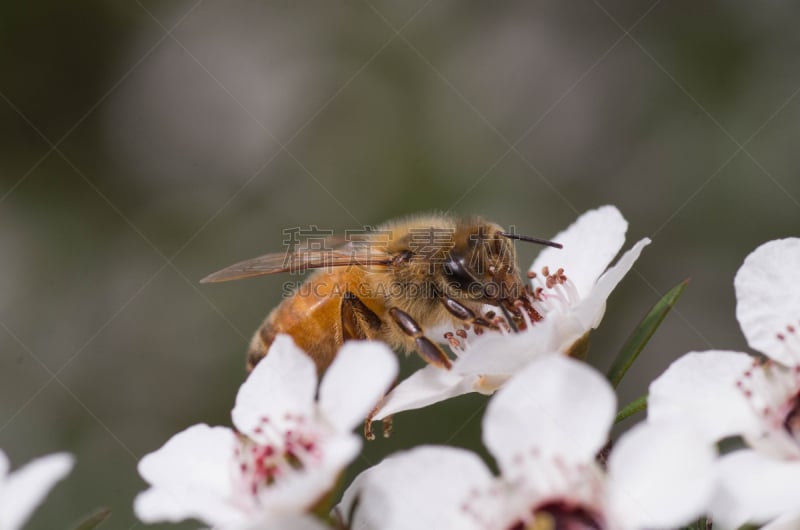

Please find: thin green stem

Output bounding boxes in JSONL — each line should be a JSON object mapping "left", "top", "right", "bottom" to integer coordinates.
{"left": 607, "top": 278, "right": 689, "bottom": 387}
{"left": 615, "top": 395, "right": 648, "bottom": 424}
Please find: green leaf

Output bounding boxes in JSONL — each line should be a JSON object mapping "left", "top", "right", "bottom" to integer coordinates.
{"left": 607, "top": 278, "right": 689, "bottom": 388}
{"left": 614, "top": 395, "right": 647, "bottom": 424}
{"left": 70, "top": 508, "right": 111, "bottom": 530}
{"left": 312, "top": 469, "right": 346, "bottom": 521}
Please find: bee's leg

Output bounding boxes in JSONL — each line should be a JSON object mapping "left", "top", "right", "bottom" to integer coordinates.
{"left": 363, "top": 390, "right": 400, "bottom": 440}
{"left": 389, "top": 307, "right": 452, "bottom": 370}
{"left": 341, "top": 292, "right": 393, "bottom": 440}
{"left": 440, "top": 296, "right": 500, "bottom": 331}
{"left": 382, "top": 414, "right": 393, "bottom": 438}
{"left": 499, "top": 299, "right": 522, "bottom": 332}
{"left": 341, "top": 291, "right": 382, "bottom": 341}
{"left": 363, "top": 417, "right": 376, "bottom": 441}
{"left": 364, "top": 388, "right": 397, "bottom": 440}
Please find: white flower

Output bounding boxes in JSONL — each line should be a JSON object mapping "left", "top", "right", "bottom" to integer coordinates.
{"left": 134, "top": 335, "right": 397, "bottom": 529}
{"left": 0, "top": 450, "right": 73, "bottom": 530}
{"left": 374, "top": 205, "right": 650, "bottom": 420}
{"left": 648, "top": 238, "right": 800, "bottom": 528}
{"left": 342, "top": 355, "right": 714, "bottom": 530}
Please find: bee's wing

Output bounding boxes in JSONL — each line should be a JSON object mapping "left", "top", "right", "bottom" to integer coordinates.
{"left": 295, "top": 234, "right": 349, "bottom": 251}
{"left": 199, "top": 249, "right": 393, "bottom": 283}
{"left": 291, "top": 229, "right": 384, "bottom": 251}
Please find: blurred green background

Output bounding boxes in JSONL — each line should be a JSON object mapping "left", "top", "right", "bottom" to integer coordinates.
{"left": 1, "top": 1, "right": 799, "bottom": 528}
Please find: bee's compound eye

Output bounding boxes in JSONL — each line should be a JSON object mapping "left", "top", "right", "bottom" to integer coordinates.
{"left": 445, "top": 256, "right": 476, "bottom": 291}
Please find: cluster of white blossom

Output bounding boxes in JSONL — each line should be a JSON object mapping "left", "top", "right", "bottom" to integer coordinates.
{"left": 7, "top": 206, "right": 799, "bottom": 530}
{"left": 649, "top": 237, "right": 800, "bottom": 529}
{"left": 135, "top": 337, "right": 399, "bottom": 530}
{"left": 111, "top": 206, "right": 800, "bottom": 530}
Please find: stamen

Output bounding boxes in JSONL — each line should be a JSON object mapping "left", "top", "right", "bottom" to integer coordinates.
{"left": 460, "top": 449, "right": 605, "bottom": 530}
{"left": 446, "top": 263, "right": 578, "bottom": 350}
{"left": 444, "top": 331, "right": 463, "bottom": 351}
{"left": 734, "top": 359, "right": 800, "bottom": 456}
{"left": 775, "top": 322, "right": 800, "bottom": 366}
{"left": 233, "top": 414, "right": 325, "bottom": 502}
{"left": 526, "top": 265, "right": 581, "bottom": 317}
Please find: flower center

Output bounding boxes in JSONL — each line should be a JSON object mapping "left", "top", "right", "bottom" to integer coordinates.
{"left": 507, "top": 502, "right": 603, "bottom": 530}
{"left": 526, "top": 266, "right": 580, "bottom": 318}
{"left": 783, "top": 392, "right": 800, "bottom": 439}
{"left": 735, "top": 360, "right": 800, "bottom": 456}
{"left": 233, "top": 414, "right": 322, "bottom": 498}
{"left": 461, "top": 452, "right": 606, "bottom": 530}
{"left": 443, "top": 266, "right": 577, "bottom": 350}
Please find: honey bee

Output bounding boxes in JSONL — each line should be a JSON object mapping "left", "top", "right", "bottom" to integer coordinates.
{"left": 200, "top": 214, "right": 561, "bottom": 375}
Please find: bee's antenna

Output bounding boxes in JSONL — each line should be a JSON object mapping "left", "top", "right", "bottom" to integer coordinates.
{"left": 499, "top": 232, "right": 563, "bottom": 249}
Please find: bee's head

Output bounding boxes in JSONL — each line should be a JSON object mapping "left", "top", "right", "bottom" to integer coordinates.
{"left": 444, "top": 219, "right": 563, "bottom": 304}
{"left": 443, "top": 220, "right": 522, "bottom": 304}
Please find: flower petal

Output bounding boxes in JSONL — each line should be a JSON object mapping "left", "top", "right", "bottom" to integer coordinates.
{"left": 453, "top": 317, "right": 581, "bottom": 377}
{"left": 572, "top": 238, "right": 650, "bottom": 330}
{"left": 135, "top": 424, "right": 242, "bottom": 526}
{"left": 648, "top": 351, "right": 761, "bottom": 442}
{"left": 607, "top": 422, "right": 716, "bottom": 529}
{"left": 232, "top": 335, "right": 317, "bottom": 436}
{"left": 735, "top": 238, "right": 800, "bottom": 365}
{"left": 135, "top": 488, "right": 246, "bottom": 528}
{"left": 339, "top": 446, "right": 492, "bottom": 530}
{"left": 0, "top": 452, "right": 73, "bottom": 530}
{"left": 371, "top": 366, "right": 476, "bottom": 420}
{"left": 710, "top": 449, "right": 800, "bottom": 529}
{"left": 0, "top": 450, "right": 8, "bottom": 477}
{"left": 761, "top": 510, "right": 800, "bottom": 530}
{"left": 237, "top": 514, "right": 331, "bottom": 530}
{"left": 318, "top": 341, "right": 398, "bottom": 432}
{"left": 483, "top": 355, "right": 615, "bottom": 474}
{"left": 530, "top": 205, "right": 627, "bottom": 298}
